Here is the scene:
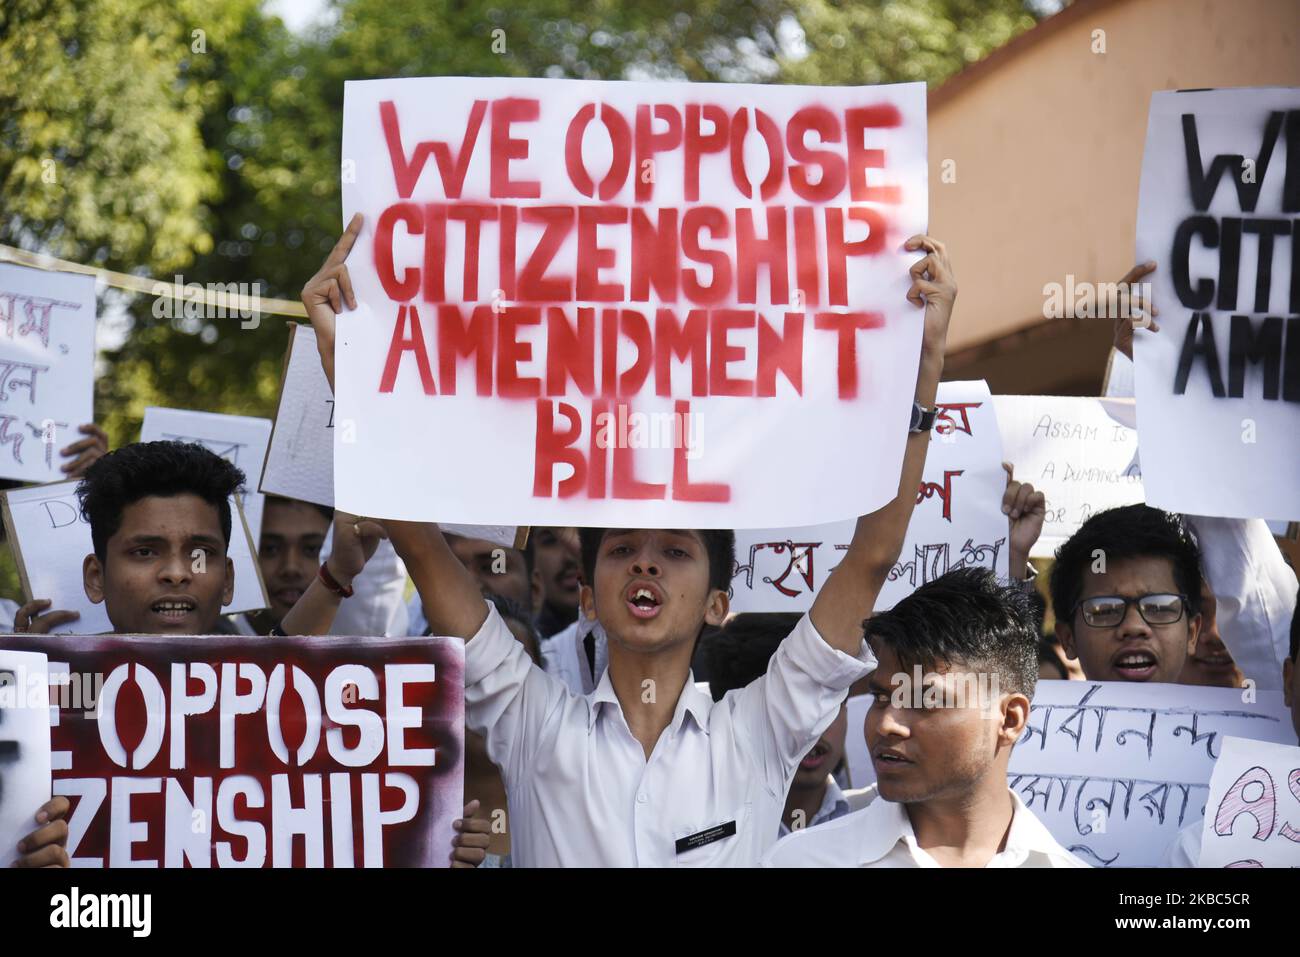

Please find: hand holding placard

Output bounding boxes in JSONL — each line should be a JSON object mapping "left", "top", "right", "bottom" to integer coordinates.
{"left": 300, "top": 213, "right": 362, "bottom": 393}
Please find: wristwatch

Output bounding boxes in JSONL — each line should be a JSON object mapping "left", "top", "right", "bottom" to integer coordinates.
{"left": 909, "top": 401, "right": 938, "bottom": 434}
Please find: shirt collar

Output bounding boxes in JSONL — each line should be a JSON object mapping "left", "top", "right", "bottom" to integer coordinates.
{"left": 587, "top": 669, "right": 713, "bottom": 735}
{"left": 997, "top": 788, "right": 1075, "bottom": 866}
{"left": 818, "top": 776, "right": 850, "bottom": 823}
{"left": 855, "top": 786, "right": 917, "bottom": 865}
{"left": 855, "top": 787, "right": 1072, "bottom": 867}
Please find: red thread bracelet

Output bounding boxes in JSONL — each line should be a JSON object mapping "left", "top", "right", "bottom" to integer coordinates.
{"left": 318, "top": 561, "right": 354, "bottom": 598}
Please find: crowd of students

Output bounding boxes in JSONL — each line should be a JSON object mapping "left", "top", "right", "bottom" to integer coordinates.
{"left": 5, "top": 220, "right": 1297, "bottom": 869}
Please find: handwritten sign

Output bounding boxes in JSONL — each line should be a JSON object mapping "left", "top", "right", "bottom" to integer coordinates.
{"left": 140, "top": 407, "right": 273, "bottom": 541}
{"left": 0, "top": 650, "right": 50, "bottom": 867}
{"left": 1198, "top": 736, "right": 1300, "bottom": 867}
{"left": 1134, "top": 87, "right": 1300, "bottom": 521}
{"left": 335, "top": 76, "right": 929, "bottom": 528}
{"left": 0, "top": 262, "right": 95, "bottom": 483}
{"left": 1, "top": 480, "right": 268, "bottom": 631}
{"left": 261, "top": 324, "right": 519, "bottom": 548}
{"left": 1007, "top": 680, "right": 1295, "bottom": 867}
{"left": 0, "top": 634, "right": 464, "bottom": 867}
{"left": 993, "top": 395, "right": 1143, "bottom": 559}
{"left": 731, "top": 380, "right": 1007, "bottom": 612}
{"left": 261, "top": 324, "right": 336, "bottom": 509}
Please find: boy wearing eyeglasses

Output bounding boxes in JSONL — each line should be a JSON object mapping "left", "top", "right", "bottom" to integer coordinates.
{"left": 1048, "top": 504, "right": 1203, "bottom": 684}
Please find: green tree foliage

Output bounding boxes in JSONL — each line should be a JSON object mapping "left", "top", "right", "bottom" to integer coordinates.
{"left": 2, "top": 0, "right": 1050, "bottom": 450}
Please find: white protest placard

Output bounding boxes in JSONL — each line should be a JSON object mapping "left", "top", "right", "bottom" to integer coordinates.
{"left": 0, "top": 262, "right": 95, "bottom": 483}
{"left": 1198, "top": 736, "right": 1300, "bottom": 868}
{"left": 140, "top": 407, "right": 273, "bottom": 541}
{"left": 337, "top": 76, "right": 929, "bottom": 528}
{"left": 1134, "top": 87, "right": 1300, "bottom": 521}
{"left": 262, "top": 325, "right": 520, "bottom": 548}
{"left": 1, "top": 480, "right": 268, "bottom": 629}
{"left": 261, "top": 324, "right": 336, "bottom": 508}
{"left": 730, "top": 381, "right": 1007, "bottom": 613}
{"left": 0, "top": 650, "right": 51, "bottom": 868}
{"left": 1, "top": 482, "right": 112, "bottom": 634}
{"left": 1007, "top": 680, "right": 1295, "bottom": 867}
{"left": 993, "top": 395, "right": 1144, "bottom": 558}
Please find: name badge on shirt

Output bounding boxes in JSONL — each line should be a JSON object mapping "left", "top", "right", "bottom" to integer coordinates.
{"left": 675, "top": 820, "right": 737, "bottom": 855}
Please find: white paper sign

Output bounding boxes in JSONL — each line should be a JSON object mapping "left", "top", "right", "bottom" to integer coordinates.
{"left": 0, "top": 650, "right": 51, "bottom": 867}
{"left": 337, "top": 76, "right": 929, "bottom": 528}
{"left": 1134, "top": 87, "right": 1300, "bottom": 521}
{"left": 1, "top": 480, "right": 267, "bottom": 628}
{"left": 0, "top": 263, "right": 95, "bottom": 483}
{"left": 261, "top": 324, "right": 337, "bottom": 509}
{"left": 1198, "top": 736, "right": 1300, "bottom": 868}
{"left": 140, "top": 407, "right": 272, "bottom": 541}
{"left": 262, "top": 325, "right": 519, "bottom": 548}
{"left": 1007, "top": 680, "right": 1295, "bottom": 867}
{"left": 731, "top": 381, "right": 1007, "bottom": 613}
{"left": 993, "top": 395, "right": 1144, "bottom": 559}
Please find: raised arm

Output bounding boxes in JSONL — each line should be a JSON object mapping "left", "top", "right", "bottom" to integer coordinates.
{"left": 809, "top": 235, "right": 955, "bottom": 655}
{"left": 279, "top": 511, "right": 386, "bottom": 636}
{"left": 299, "top": 215, "right": 487, "bottom": 641}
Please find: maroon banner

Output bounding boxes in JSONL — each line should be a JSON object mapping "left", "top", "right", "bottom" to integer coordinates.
{"left": 0, "top": 633, "right": 464, "bottom": 868}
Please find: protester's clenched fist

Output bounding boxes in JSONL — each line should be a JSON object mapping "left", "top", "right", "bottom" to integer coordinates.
{"left": 11, "top": 598, "right": 79, "bottom": 634}
{"left": 60, "top": 423, "right": 109, "bottom": 477}
{"left": 1112, "top": 261, "right": 1161, "bottom": 359}
{"left": 301, "top": 212, "right": 363, "bottom": 391}
{"left": 451, "top": 800, "right": 492, "bottom": 868}
{"left": 324, "top": 510, "right": 388, "bottom": 589}
{"left": 14, "top": 797, "right": 70, "bottom": 868}
{"left": 1002, "top": 462, "right": 1046, "bottom": 579}
{"left": 904, "top": 235, "right": 957, "bottom": 358}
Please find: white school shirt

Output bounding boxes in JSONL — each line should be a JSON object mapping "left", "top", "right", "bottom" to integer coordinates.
{"left": 465, "top": 601, "right": 873, "bottom": 867}
{"left": 776, "top": 775, "right": 851, "bottom": 839}
{"left": 0, "top": 597, "right": 18, "bottom": 632}
{"left": 539, "top": 616, "right": 609, "bottom": 695}
{"left": 761, "top": 785, "right": 1089, "bottom": 868}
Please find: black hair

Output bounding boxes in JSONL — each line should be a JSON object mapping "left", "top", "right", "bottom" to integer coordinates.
{"left": 263, "top": 494, "right": 333, "bottom": 525}
{"left": 863, "top": 566, "right": 1040, "bottom": 697}
{"left": 1037, "top": 638, "right": 1069, "bottom": 680}
{"left": 485, "top": 592, "right": 542, "bottom": 665}
{"left": 577, "top": 527, "right": 736, "bottom": 593}
{"left": 703, "top": 612, "right": 803, "bottom": 701}
{"left": 1049, "top": 504, "right": 1204, "bottom": 627}
{"left": 77, "top": 441, "right": 246, "bottom": 560}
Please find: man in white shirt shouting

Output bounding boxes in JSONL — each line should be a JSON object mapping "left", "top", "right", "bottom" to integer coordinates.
{"left": 300, "top": 214, "right": 958, "bottom": 867}
{"left": 763, "top": 567, "right": 1087, "bottom": 869}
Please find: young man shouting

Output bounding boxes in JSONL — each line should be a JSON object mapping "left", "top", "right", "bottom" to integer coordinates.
{"left": 1049, "top": 504, "right": 1203, "bottom": 684}
{"left": 302, "top": 214, "right": 956, "bottom": 866}
{"left": 762, "top": 567, "right": 1086, "bottom": 868}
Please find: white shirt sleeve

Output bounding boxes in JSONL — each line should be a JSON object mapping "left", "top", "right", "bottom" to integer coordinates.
{"left": 1185, "top": 515, "right": 1297, "bottom": 690}
{"left": 728, "top": 614, "right": 875, "bottom": 797}
{"left": 463, "top": 601, "right": 573, "bottom": 785}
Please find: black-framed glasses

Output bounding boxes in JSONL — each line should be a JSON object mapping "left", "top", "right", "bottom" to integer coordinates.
{"left": 1072, "top": 593, "right": 1188, "bottom": 628}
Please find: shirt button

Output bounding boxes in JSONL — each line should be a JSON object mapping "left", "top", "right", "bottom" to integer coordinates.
{"left": 637, "top": 792, "right": 648, "bottom": 804}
